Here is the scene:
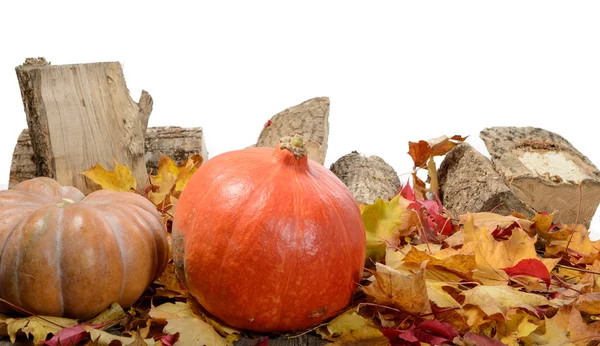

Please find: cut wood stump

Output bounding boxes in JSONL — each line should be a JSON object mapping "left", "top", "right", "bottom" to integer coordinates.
{"left": 9, "top": 127, "right": 207, "bottom": 188}
{"left": 480, "top": 126, "right": 600, "bottom": 226}
{"left": 330, "top": 151, "right": 401, "bottom": 205}
{"left": 15, "top": 58, "right": 152, "bottom": 194}
{"left": 438, "top": 142, "right": 536, "bottom": 219}
{"left": 256, "top": 97, "right": 329, "bottom": 165}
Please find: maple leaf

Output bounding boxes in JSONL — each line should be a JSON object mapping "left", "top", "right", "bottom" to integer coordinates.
{"left": 362, "top": 194, "right": 417, "bottom": 263}
{"left": 317, "top": 310, "right": 390, "bottom": 345}
{"left": 496, "top": 310, "right": 541, "bottom": 345}
{"left": 520, "top": 316, "right": 573, "bottom": 346}
{"left": 426, "top": 280, "right": 462, "bottom": 309}
{"left": 86, "top": 328, "right": 154, "bottom": 345}
{"left": 81, "top": 159, "right": 137, "bottom": 192}
{"left": 462, "top": 285, "right": 551, "bottom": 319}
{"left": 545, "top": 224, "right": 600, "bottom": 265}
{"left": 460, "top": 215, "right": 559, "bottom": 285}
{"left": 575, "top": 292, "right": 600, "bottom": 315}
{"left": 549, "top": 306, "right": 600, "bottom": 346}
{"left": 461, "top": 332, "right": 507, "bottom": 346}
{"left": 149, "top": 302, "right": 230, "bottom": 346}
{"left": 400, "top": 184, "right": 453, "bottom": 238}
{"left": 402, "top": 246, "right": 476, "bottom": 279}
{"left": 459, "top": 212, "right": 533, "bottom": 234}
{"left": 408, "top": 140, "right": 432, "bottom": 169}
{"left": 501, "top": 258, "right": 551, "bottom": 289}
{"left": 4, "top": 315, "right": 78, "bottom": 345}
{"left": 45, "top": 322, "right": 110, "bottom": 346}
{"left": 149, "top": 154, "right": 203, "bottom": 205}
{"left": 414, "top": 319, "right": 459, "bottom": 346}
{"left": 363, "top": 263, "right": 432, "bottom": 316}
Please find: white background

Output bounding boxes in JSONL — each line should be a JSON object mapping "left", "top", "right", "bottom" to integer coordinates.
{"left": 1, "top": 1, "right": 599, "bottom": 238}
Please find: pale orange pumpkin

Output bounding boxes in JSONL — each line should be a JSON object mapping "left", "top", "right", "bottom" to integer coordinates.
{"left": 173, "top": 135, "right": 366, "bottom": 332}
{"left": 0, "top": 177, "right": 169, "bottom": 319}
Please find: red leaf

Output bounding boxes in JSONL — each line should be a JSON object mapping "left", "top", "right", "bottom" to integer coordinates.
{"left": 44, "top": 324, "right": 88, "bottom": 346}
{"left": 400, "top": 183, "right": 416, "bottom": 202}
{"left": 463, "top": 332, "right": 507, "bottom": 346}
{"left": 161, "top": 333, "right": 180, "bottom": 346}
{"left": 417, "top": 320, "right": 459, "bottom": 340}
{"left": 381, "top": 327, "right": 419, "bottom": 343}
{"left": 501, "top": 258, "right": 551, "bottom": 289}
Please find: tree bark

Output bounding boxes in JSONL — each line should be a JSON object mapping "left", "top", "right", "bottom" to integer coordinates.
{"left": 15, "top": 58, "right": 151, "bottom": 194}
{"left": 9, "top": 127, "right": 207, "bottom": 188}
{"left": 480, "top": 126, "right": 600, "bottom": 226}
{"left": 438, "top": 143, "right": 536, "bottom": 219}
{"left": 330, "top": 151, "right": 401, "bottom": 205}
{"left": 256, "top": 97, "right": 329, "bottom": 165}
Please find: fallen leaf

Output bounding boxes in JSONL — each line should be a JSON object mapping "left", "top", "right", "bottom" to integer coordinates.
{"left": 460, "top": 213, "right": 533, "bottom": 234}
{"left": 502, "top": 258, "right": 551, "bottom": 289}
{"left": 149, "top": 302, "right": 229, "bottom": 346}
{"left": 403, "top": 246, "right": 476, "bottom": 279}
{"left": 521, "top": 316, "right": 573, "bottom": 346}
{"left": 462, "top": 285, "right": 551, "bottom": 318}
{"left": 426, "top": 280, "right": 462, "bottom": 309}
{"left": 86, "top": 327, "right": 154, "bottom": 345}
{"left": 362, "top": 194, "right": 417, "bottom": 263}
{"left": 415, "top": 319, "right": 459, "bottom": 346}
{"left": 496, "top": 310, "right": 540, "bottom": 345}
{"left": 160, "top": 333, "right": 179, "bottom": 346}
{"left": 82, "top": 159, "right": 137, "bottom": 192}
{"left": 5, "top": 315, "right": 78, "bottom": 345}
{"left": 86, "top": 302, "right": 126, "bottom": 327}
{"left": 363, "top": 263, "right": 432, "bottom": 315}
{"left": 462, "top": 332, "right": 507, "bottom": 346}
{"left": 575, "top": 292, "right": 600, "bottom": 315}
{"left": 408, "top": 140, "right": 432, "bottom": 169}
{"left": 318, "top": 310, "right": 390, "bottom": 345}
{"left": 549, "top": 306, "right": 600, "bottom": 346}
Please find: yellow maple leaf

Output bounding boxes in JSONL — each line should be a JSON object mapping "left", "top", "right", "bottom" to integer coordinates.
{"left": 82, "top": 159, "right": 137, "bottom": 192}
{"left": 363, "top": 263, "right": 432, "bottom": 316}
{"left": 497, "top": 310, "right": 542, "bottom": 346}
{"left": 317, "top": 310, "right": 390, "bottom": 345}
{"left": 5, "top": 315, "right": 78, "bottom": 345}
{"left": 549, "top": 306, "right": 600, "bottom": 346}
{"left": 459, "top": 212, "right": 533, "bottom": 233}
{"left": 85, "top": 328, "right": 154, "bottom": 345}
{"left": 149, "top": 302, "right": 230, "bottom": 346}
{"left": 521, "top": 316, "right": 573, "bottom": 346}
{"left": 461, "top": 215, "right": 559, "bottom": 285}
{"left": 426, "top": 280, "right": 461, "bottom": 309}
{"left": 149, "top": 154, "right": 202, "bottom": 207}
{"left": 545, "top": 224, "right": 600, "bottom": 265}
{"left": 403, "top": 246, "right": 476, "bottom": 279}
{"left": 362, "top": 194, "right": 418, "bottom": 263}
{"left": 462, "top": 285, "right": 551, "bottom": 319}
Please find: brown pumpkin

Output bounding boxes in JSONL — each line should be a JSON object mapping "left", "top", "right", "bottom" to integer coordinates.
{"left": 0, "top": 177, "right": 169, "bottom": 319}
{"left": 173, "top": 135, "right": 366, "bottom": 332}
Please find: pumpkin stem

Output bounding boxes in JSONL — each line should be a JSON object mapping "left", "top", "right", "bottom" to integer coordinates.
{"left": 279, "top": 134, "right": 308, "bottom": 159}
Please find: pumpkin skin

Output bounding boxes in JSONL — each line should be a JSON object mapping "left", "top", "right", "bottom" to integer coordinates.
{"left": 0, "top": 177, "right": 169, "bottom": 319}
{"left": 172, "top": 138, "right": 366, "bottom": 332}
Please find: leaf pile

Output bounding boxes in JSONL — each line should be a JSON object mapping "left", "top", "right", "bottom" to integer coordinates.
{"left": 2, "top": 137, "right": 600, "bottom": 345}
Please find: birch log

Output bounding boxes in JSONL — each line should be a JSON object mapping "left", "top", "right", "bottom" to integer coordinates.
{"left": 15, "top": 58, "right": 152, "bottom": 194}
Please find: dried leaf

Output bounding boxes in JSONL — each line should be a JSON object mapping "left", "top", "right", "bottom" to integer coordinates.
{"left": 149, "top": 302, "right": 229, "bottom": 346}
{"left": 496, "top": 310, "right": 540, "bottom": 345}
{"left": 82, "top": 159, "right": 137, "bottom": 192}
{"left": 86, "top": 327, "right": 154, "bottom": 345}
{"left": 363, "top": 263, "right": 432, "bottom": 315}
{"left": 426, "top": 281, "right": 461, "bottom": 309}
{"left": 408, "top": 140, "right": 432, "bottom": 169}
{"left": 462, "top": 285, "right": 551, "bottom": 318}
{"left": 5, "top": 315, "right": 77, "bottom": 345}
{"left": 501, "top": 258, "right": 551, "bottom": 289}
{"left": 318, "top": 310, "right": 390, "bottom": 345}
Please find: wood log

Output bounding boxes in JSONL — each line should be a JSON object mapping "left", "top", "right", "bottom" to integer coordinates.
{"left": 330, "top": 151, "right": 401, "bottom": 205}
{"left": 256, "top": 97, "right": 329, "bottom": 164}
{"left": 15, "top": 58, "right": 151, "bottom": 194}
{"left": 9, "top": 127, "right": 207, "bottom": 188}
{"left": 438, "top": 142, "right": 536, "bottom": 219}
{"left": 480, "top": 126, "right": 600, "bottom": 226}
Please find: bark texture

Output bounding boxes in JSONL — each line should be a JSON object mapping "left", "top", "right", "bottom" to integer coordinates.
{"left": 256, "top": 97, "right": 329, "bottom": 164}
{"left": 330, "top": 151, "right": 401, "bottom": 205}
{"left": 9, "top": 127, "right": 207, "bottom": 188}
{"left": 480, "top": 126, "right": 600, "bottom": 226}
{"left": 15, "top": 58, "right": 151, "bottom": 194}
{"left": 438, "top": 143, "right": 536, "bottom": 218}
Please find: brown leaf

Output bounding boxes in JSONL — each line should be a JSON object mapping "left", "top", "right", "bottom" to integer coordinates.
{"left": 363, "top": 263, "right": 432, "bottom": 315}
{"left": 408, "top": 140, "right": 432, "bottom": 169}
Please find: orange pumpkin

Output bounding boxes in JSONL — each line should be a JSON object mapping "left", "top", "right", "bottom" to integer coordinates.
{"left": 173, "top": 135, "right": 366, "bottom": 332}
{"left": 0, "top": 177, "right": 169, "bottom": 319}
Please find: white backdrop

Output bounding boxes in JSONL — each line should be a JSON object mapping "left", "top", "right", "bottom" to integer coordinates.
{"left": 1, "top": 1, "right": 599, "bottom": 238}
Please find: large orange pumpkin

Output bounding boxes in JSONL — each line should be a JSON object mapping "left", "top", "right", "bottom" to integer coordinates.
{"left": 173, "top": 135, "right": 366, "bottom": 332}
{"left": 0, "top": 177, "right": 169, "bottom": 319}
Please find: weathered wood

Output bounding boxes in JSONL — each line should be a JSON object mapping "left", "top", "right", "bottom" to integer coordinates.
{"left": 235, "top": 334, "right": 327, "bottom": 346}
{"left": 330, "top": 151, "right": 401, "bottom": 205}
{"left": 144, "top": 126, "right": 208, "bottom": 173}
{"left": 256, "top": 97, "right": 329, "bottom": 165}
{"left": 16, "top": 58, "right": 151, "bottom": 194}
{"left": 438, "top": 142, "right": 536, "bottom": 218}
{"left": 9, "top": 127, "right": 207, "bottom": 188}
{"left": 480, "top": 126, "right": 600, "bottom": 226}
